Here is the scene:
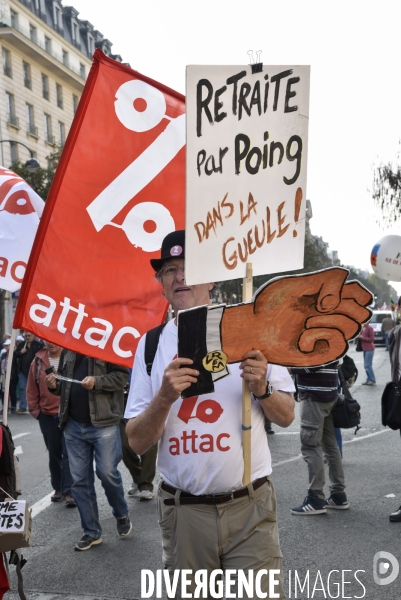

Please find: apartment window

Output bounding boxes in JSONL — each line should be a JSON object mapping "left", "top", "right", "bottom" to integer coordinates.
{"left": 26, "top": 104, "right": 37, "bottom": 136}
{"left": 58, "top": 121, "right": 65, "bottom": 145}
{"left": 56, "top": 83, "right": 63, "bottom": 109}
{"left": 88, "top": 35, "right": 94, "bottom": 55}
{"left": 10, "top": 142, "right": 19, "bottom": 164}
{"left": 29, "top": 24, "right": 37, "bottom": 43}
{"left": 42, "top": 73, "right": 49, "bottom": 100}
{"left": 62, "top": 50, "right": 69, "bottom": 67}
{"left": 72, "top": 94, "right": 79, "bottom": 114}
{"left": 54, "top": 6, "right": 61, "bottom": 26}
{"left": 79, "top": 63, "right": 85, "bottom": 78}
{"left": 10, "top": 10, "right": 18, "bottom": 29}
{"left": 45, "top": 36, "right": 52, "bottom": 54}
{"left": 23, "top": 61, "right": 32, "bottom": 89}
{"left": 2, "top": 48, "right": 12, "bottom": 78}
{"left": 72, "top": 22, "right": 78, "bottom": 41}
{"left": 44, "top": 113, "right": 53, "bottom": 143}
{"left": 5, "top": 92, "right": 18, "bottom": 127}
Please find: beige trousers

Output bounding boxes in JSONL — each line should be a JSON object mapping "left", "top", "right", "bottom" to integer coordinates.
{"left": 156, "top": 478, "right": 285, "bottom": 599}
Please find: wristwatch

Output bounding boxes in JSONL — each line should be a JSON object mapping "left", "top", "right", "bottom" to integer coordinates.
{"left": 254, "top": 381, "right": 273, "bottom": 400}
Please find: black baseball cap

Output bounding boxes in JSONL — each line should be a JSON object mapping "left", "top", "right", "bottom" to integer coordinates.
{"left": 150, "top": 230, "right": 185, "bottom": 272}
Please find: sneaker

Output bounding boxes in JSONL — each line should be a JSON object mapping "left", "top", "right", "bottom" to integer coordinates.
{"left": 325, "top": 492, "right": 349, "bottom": 510}
{"left": 117, "top": 516, "right": 132, "bottom": 537}
{"left": 139, "top": 489, "right": 154, "bottom": 501}
{"left": 65, "top": 494, "right": 77, "bottom": 508}
{"left": 51, "top": 491, "right": 63, "bottom": 503}
{"left": 16, "top": 408, "right": 27, "bottom": 414}
{"left": 291, "top": 494, "right": 327, "bottom": 515}
{"left": 127, "top": 483, "right": 139, "bottom": 497}
{"left": 362, "top": 381, "right": 376, "bottom": 386}
{"left": 74, "top": 534, "right": 102, "bottom": 551}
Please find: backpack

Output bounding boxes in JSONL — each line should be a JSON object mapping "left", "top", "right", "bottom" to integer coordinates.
{"left": 341, "top": 354, "right": 358, "bottom": 388}
{"left": 144, "top": 324, "right": 166, "bottom": 375}
{"left": 381, "top": 380, "right": 401, "bottom": 430}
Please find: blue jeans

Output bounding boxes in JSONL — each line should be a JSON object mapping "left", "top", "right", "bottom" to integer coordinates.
{"left": 363, "top": 350, "right": 375, "bottom": 383}
{"left": 38, "top": 412, "right": 73, "bottom": 495}
{"left": 18, "top": 372, "right": 27, "bottom": 410}
{"left": 63, "top": 419, "right": 128, "bottom": 538}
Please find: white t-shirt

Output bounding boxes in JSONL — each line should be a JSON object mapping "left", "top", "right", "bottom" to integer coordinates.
{"left": 125, "top": 319, "right": 295, "bottom": 495}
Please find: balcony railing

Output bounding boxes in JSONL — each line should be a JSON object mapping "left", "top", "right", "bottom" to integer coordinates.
{"left": 54, "top": 24, "right": 64, "bottom": 36}
{"left": 7, "top": 114, "right": 19, "bottom": 128}
{"left": 72, "top": 40, "right": 81, "bottom": 51}
{"left": 24, "top": 77, "right": 32, "bottom": 88}
{"left": 3, "top": 65, "right": 12, "bottom": 78}
{"left": 45, "top": 134, "right": 55, "bottom": 145}
{"left": 27, "top": 124, "right": 38, "bottom": 137}
{"left": 0, "top": 15, "right": 85, "bottom": 79}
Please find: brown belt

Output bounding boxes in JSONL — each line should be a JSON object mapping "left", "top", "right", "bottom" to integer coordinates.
{"left": 162, "top": 476, "right": 269, "bottom": 505}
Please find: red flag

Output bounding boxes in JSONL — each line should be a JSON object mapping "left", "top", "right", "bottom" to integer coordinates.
{"left": 14, "top": 50, "right": 185, "bottom": 367}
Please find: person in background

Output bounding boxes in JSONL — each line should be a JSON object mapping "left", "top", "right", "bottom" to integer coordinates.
{"left": 45, "top": 352, "right": 131, "bottom": 551}
{"left": 14, "top": 332, "right": 44, "bottom": 413}
{"left": 27, "top": 342, "right": 75, "bottom": 507}
{"left": 388, "top": 324, "right": 401, "bottom": 522}
{"left": 381, "top": 313, "right": 395, "bottom": 351}
{"left": 0, "top": 339, "right": 11, "bottom": 412}
{"left": 359, "top": 321, "right": 376, "bottom": 385}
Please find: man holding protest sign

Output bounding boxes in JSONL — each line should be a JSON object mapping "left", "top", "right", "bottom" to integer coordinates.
{"left": 125, "top": 230, "right": 296, "bottom": 599}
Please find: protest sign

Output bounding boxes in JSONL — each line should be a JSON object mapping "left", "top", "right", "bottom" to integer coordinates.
{"left": 0, "top": 499, "right": 32, "bottom": 552}
{"left": 14, "top": 50, "right": 185, "bottom": 367}
{"left": 185, "top": 65, "right": 310, "bottom": 285}
{"left": 0, "top": 168, "right": 44, "bottom": 293}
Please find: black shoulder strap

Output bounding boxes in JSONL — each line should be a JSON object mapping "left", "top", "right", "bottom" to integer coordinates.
{"left": 145, "top": 323, "right": 167, "bottom": 376}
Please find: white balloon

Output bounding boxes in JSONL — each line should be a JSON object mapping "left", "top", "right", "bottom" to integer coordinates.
{"left": 114, "top": 80, "right": 166, "bottom": 132}
{"left": 371, "top": 235, "right": 401, "bottom": 281}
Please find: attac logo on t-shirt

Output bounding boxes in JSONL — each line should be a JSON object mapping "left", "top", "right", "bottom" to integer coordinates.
{"left": 169, "top": 395, "right": 230, "bottom": 455}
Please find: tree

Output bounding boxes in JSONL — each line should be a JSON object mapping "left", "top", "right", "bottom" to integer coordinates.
{"left": 10, "top": 146, "right": 62, "bottom": 200}
{"left": 372, "top": 154, "right": 401, "bottom": 225}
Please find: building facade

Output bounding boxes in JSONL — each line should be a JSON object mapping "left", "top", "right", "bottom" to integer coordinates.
{"left": 0, "top": 0, "right": 123, "bottom": 337}
{"left": 0, "top": 0, "right": 123, "bottom": 167}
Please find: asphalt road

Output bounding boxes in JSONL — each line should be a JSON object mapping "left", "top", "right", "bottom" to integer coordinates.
{"left": 3, "top": 345, "right": 401, "bottom": 599}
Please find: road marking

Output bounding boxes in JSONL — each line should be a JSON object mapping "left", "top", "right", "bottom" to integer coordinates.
{"left": 274, "top": 432, "right": 299, "bottom": 435}
{"left": 31, "top": 492, "right": 54, "bottom": 518}
{"left": 14, "top": 445, "right": 23, "bottom": 455}
{"left": 13, "top": 432, "right": 31, "bottom": 440}
{"left": 272, "top": 429, "right": 391, "bottom": 468}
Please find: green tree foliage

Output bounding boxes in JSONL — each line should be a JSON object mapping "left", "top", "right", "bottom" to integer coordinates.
{"left": 372, "top": 156, "right": 401, "bottom": 226}
{"left": 10, "top": 147, "right": 62, "bottom": 200}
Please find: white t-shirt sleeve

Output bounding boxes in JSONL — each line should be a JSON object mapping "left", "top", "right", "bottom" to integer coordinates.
{"left": 267, "top": 364, "right": 296, "bottom": 393}
{"left": 124, "top": 333, "right": 153, "bottom": 419}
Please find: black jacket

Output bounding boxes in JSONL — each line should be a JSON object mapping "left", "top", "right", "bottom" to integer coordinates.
{"left": 14, "top": 340, "right": 44, "bottom": 377}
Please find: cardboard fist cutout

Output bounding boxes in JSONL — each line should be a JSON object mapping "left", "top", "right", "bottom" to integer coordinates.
{"left": 177, "top": 267, "right": 372, "bottom": 397}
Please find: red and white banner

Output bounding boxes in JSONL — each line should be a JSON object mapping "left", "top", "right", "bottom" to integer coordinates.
{"left": 0, "top": 167, "right": 44, "bottom": 293}
{"left": 14, "top": 50, "right": 185, "bottom": 367}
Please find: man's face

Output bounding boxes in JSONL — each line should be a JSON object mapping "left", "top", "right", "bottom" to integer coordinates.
{"left": 46, "top": 342, "right": 61, "bottom": 353}
{"left": 160, "top": 258, "right": 213, "bottom": 313}
{"left": 25, "top": 332, "right": 34, "bottom": 343}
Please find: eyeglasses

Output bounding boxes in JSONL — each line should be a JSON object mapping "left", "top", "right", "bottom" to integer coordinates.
{"left": 161, "top": 265, "right": 185, "bottom": 278}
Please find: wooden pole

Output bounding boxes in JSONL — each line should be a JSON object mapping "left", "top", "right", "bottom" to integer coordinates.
{"left": 242, "top": 263, "right": 253, "bottom": 485}
{"left": 2, "top": 329, "right": 17, "bottom": 427}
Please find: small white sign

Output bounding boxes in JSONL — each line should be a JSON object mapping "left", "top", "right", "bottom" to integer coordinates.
{"left": 186, "top": 65, "right": 310, "bottom": 285}
{"left": 0, "top": 500, "right": 26, "bottom": 533}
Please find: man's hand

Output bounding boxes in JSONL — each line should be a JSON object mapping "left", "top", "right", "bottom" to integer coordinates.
{"left": 159, "top": 358, "right": 199, "bottom": 404}
{"left": 222, "top": 267, "right": 373, "bottom": 367}
{"left": 45, "top": 373, "right": 57, "bottom": 390}
{"left": 239, "top": 350, "right": 268, "bottom": 397}
{"left": 81, "top": 376, "right": 95, "bottom": 390}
